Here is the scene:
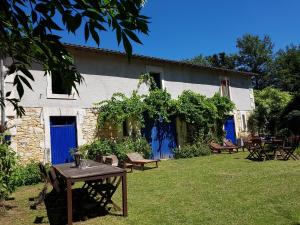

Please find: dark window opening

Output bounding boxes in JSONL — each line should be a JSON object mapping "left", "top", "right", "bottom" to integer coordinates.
{"left": 123, "top": 120, "right": 129, "bottom": 137}
{"left": 150, "top": 72, "right": 162, "bottom": 89}
{"left": 50, "top": 116, "right": 76, "bottom": 126}
{"left": 52, "top": 75, "right": 71, "bottom": 95}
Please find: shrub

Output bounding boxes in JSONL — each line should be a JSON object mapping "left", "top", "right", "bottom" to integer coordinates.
{"left": 79, "top": 139, "right": 115, "bottom": 160}
{"left": 13, "top": 161, "right": 43, "bottom": 187}
{"left": 173, "top": 138, "right": 211, "bottom": 159}
{"left": 0, "top": 144, "right": 18, "bottom": 201}
{"left": 79, "top": 137, "right": 151, "bottom": 161}
{"left": 114, "top": 137, "right": 151, "bottom": 160}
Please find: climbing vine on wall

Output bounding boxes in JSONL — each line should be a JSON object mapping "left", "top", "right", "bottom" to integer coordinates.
{"left": 95, "top": 74, "right": 235, "bottom": 142}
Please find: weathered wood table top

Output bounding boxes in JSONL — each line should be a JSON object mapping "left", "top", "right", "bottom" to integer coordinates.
{"left": 53, "top": 159, "right": 125, "bottom": 179}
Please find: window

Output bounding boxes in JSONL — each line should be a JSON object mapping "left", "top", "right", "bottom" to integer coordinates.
{"left": 221, "top": 79, "right": 230, "bottom": 98}
{"left": 122, "top": 120, "right": 129, "bottom": 137}
{"left": 241, "top": 114, "right": 247, "bottom": 131}
{"left": 52, "top": 74, "right": 71, "bottom": 95}
{"left": 150, "top": 72, "right": 162, "bottom": 89}
{"left": 47, "top": 74, "right": 77, "bottom": 99}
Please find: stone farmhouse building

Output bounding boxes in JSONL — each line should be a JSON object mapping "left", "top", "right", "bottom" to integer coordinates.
{"left": 2, "top": 44, "right": 255, "bottom": 164}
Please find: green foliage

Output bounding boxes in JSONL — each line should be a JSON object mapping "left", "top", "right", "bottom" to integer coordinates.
{"left": 176, "top": 90, "right": 217, "bottom": 136}
{"left": 0, "top": 0, "right": 149, "bottom": 116}
{"left": 210, "top": 93, "right": 235, "bottom": 140}
{"left": 248, "top": 87, "right": 292, "bottom": 135}
{"left": 96, "top": 77, "right": 235, "bottom": 143}
{"left": 138, "top": 73, "right": 157, "bottom": 91}
{"left": 206, "top": 52, "right": 237, "bottom": 69}
{"left": 79, "top": 137, "right": 151, "bottom": 161}
{"left": 185, "top": 53, "right": 236, "bottom": 70}
{"left": 0, "top": 144, "right": 17, "bottom": 201}
{"left": 184, "top": 55, "right": 212, "bottom": 67}
{"left": 144, "top": 88, "right": 176, "bottom": 122}
{"left": 13, "top": 161, "right": 43, "bottom": 187}
{"left": 272, "top": 45, "right": 300, "bottom": 94}
{"left": 79, "top": 139, "right": 115, "bottom": 160}
{"left": 176, "top": 91, "right": 235, "bottom": 141}
{"left": 95, "top": 92, "right": 145, "bottom": 131}
{"left": 236, "top": 34, "right": 274, "bottom": 89}
{"left": 114, "top": 137, "right": 151, "bottom": 160}
{"left": 173, "top": 137, "right": 211, "bottom": 159}
{"left": 280, "top": 95, "right": 300, "bottom": 135}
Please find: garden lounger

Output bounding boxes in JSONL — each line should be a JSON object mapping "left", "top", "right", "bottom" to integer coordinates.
{"left": 104, "top": 155, "right": 133, "bottom": 172}
{"left": 126, "top": 152, "right": 159, "bottom": 170}
{"left": 209, "top": 142, "right": 236, "bottom": 154}
{"left": 224, "top": 140, "right": 239, "bottom": 152}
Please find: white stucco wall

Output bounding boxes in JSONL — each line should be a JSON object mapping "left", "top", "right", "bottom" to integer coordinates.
{"left": 8, "top": 49, "right": 253, "bottom": 111}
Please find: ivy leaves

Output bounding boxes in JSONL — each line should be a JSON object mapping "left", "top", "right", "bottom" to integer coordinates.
{"left": 95, "top": 75, "right": 235, "bottom": 141}
{"left": 0, "top": 0, "right": 149, "bottom": 116}
{"left": 95, "top": 92, "right": 145, "bottom": 129}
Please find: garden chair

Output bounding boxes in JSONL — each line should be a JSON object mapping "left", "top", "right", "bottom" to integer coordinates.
{"left": 30, "top": 163, "right": 49, "bottom": 209}
{"left": 104, "top": 155, "right": 133, "bottom": 173}
{"left": 126, "top": 152, "right": 159, "bottom": 170}
{"left": 245, "top": 138, "right": 269, "bottom": 161}
{"left": 209, "top": 142, "right": 236, "bottom": 154}
{"left": 280, "top": 138, "right": 299, "bottom": 160}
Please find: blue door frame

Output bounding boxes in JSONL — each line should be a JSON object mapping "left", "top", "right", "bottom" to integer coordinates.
{"left": 224, "top": 116, "right": 236, "bottom": 144}
{"left": 142, "top": 115, "right": 177, "bottom": 160}
{"left": 50, "top": 116, "right": 77, "bottom": 164}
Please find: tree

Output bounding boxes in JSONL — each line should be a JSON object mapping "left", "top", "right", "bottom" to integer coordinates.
{"left": 236, "top": 34, "right": 274, "bottom": 89}
{"left": 184, "top": 52, "right": 236, "bottom": 69}
{"left": 0, "top": 0, "right": 149, "bottom": 116}
{"left": 248, "top": 87, "right": 292, "bottom": 135}
{"left": 280, "top": 95, "right": 300, "bottom": 135}
{"left": 184, "top": 54, "right": 212, "bottom": 67}
{"left": 271, "top": 45, "right": 300, "bottom": 94}
{"left": 206, "top": 52, "right": 237, "bottom": 70}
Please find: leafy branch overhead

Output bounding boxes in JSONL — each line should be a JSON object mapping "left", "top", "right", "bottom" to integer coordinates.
{"left": 0, "top": 0, "right": 149, "bottom": 116}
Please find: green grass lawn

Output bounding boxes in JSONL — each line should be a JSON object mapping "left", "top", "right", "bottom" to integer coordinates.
{"left": 1, "top": 152, "right": 299, "bottom": 225}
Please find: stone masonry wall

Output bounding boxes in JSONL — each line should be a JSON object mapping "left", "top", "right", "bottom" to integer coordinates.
{"left": 80, "top": 108, "right": 121, "bottom": 145}
{"left": 14, "top": 107, "right": 45, "bottom": 163}
{"left": 80, "top": 108, "right": 98, "bottom": 143}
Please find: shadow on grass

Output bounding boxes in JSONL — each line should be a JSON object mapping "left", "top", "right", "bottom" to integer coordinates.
{"left": 33, "top": 188, "right": 111, "bottom": 225}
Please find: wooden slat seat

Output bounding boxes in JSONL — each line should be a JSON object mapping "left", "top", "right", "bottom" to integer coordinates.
{"left": 209, "top": 142, "right": 236, "bottom": 154}
{"left": 126, "top": 152, "right": 159, "bottom": 170}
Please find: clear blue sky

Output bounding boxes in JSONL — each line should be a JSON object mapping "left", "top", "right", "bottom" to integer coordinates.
{"left": 62, "top": 0, "right": 300, "bottom": 60}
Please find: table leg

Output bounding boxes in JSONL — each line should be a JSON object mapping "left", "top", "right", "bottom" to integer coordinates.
{"left": 121, "top": 172, "right": 128, "bottom": 217}
{"left": 67, "top": 179, "right": 73, "bottom": 225}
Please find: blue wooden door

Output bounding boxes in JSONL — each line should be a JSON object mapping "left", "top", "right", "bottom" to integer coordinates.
{"left": 224, "top": 116, "right": 236, "bottom": 144}
{"left": 143, "top": 116, "right": 177, "bottom": 160}
{"left": 50, "top": 117, "right": 77, "bottom": 164}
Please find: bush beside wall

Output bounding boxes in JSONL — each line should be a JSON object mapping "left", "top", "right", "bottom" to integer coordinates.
{"left": 79, "top": 137, "right": 151, "bottom": 161}
{"left": 174, "top": 142, "right": 211, "bottom": 159}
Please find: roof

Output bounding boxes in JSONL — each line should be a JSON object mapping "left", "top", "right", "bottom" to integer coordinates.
{"left": 64, "top": 43, "right": 256, "bottom": 77}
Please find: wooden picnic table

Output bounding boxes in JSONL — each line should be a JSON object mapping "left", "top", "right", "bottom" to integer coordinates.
{"left": 53, "top": 160, "right": 127, "bottom": 225}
